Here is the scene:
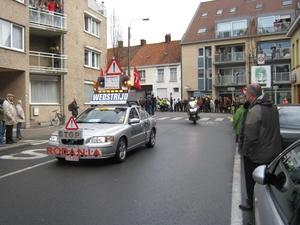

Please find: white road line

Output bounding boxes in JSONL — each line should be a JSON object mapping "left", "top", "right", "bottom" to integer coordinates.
{"left": 215, "top": 118, "right": 224, "bottom": 121}
{"left": 230, "top": 146, "right": 243, "bottom": 224}
{"left": 200, "top": 117, "right": 210, "bottom": 121}
{"left": 157, "top": 117, "right": 170, "bottom": 120}
{"left": 0, "top": 159, "right": 56, "bottom": 180}
{"left": 171, "top": 117, "right": 183, "bottom": 120}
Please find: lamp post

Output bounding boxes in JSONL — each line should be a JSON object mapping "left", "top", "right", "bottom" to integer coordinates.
{"left": 128, "top": 18, "right": 150, "bottom": 77}
{"left": 270, "top": 45, "right": 276, "bottom": 102}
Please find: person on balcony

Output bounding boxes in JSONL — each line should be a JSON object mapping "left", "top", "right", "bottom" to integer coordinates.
{"left": 273, "top": 20, "right": 279, "bottom": 32}
{"left": 54, "top": 46, "right": 61, "bottom": 68}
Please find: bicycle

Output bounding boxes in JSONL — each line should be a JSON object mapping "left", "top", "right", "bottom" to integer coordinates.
{"left": 50, "top": 109, "right": 66, "bottom": 126}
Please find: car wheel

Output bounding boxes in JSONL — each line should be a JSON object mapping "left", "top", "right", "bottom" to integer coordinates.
{"left": 115, "top": 138, "right": 127, "bottom": 163}
{"left": 193, "top": 119, "right": 196, "bottom": 125}
{"left": 146, "top": 129, "right": 156, "bottom": 148}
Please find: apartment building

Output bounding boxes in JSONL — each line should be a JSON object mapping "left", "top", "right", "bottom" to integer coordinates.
{"left": 181, "top": 0, "right": 299, "bottom": 104}
{"left": 0, "top": 0, "right": 107, "bottom": 128}
{"left": 108, "top": 35, "right": 182, "bottom": 100}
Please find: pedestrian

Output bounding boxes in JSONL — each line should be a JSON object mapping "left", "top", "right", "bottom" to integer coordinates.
{"left": 70, "top": 97, "right": 79, "bottom": 118}
{"left": 239, "top": 83, "right": 282, "bottom": 211}
{"left": 0, "top": 97, "right": 5, "bottom": 146}
{"left": 151, "top": 95, "right": 156, "bottom": 115}
{"left": 233, "top": 98, "right": 246, "bottom": 143}
{"left": 214, "top": 97, "right": 219, "bottom": 113}
{"left": 145, "top": 95, "right": 152, "bottom": 115}
{"left": 16, "top": 100, "right": 25, "bottom": 139}
{"left": 2, "top": 94, "right": 17, "bottom": 144}
{"left": 282, "top": 97, "right": 289, "bottom": 104}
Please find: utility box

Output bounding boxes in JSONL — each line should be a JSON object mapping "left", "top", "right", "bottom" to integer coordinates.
{"left": 33, "top": 107, "right": 39, "bottom": 116}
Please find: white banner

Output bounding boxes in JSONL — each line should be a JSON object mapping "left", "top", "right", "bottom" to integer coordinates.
{"left": 251, "top": 66, "right": 271, "bottom": 88}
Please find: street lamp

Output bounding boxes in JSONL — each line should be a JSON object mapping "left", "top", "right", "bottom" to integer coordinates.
{"left": 128, "top": 18, "right": 150, "bottom": 77}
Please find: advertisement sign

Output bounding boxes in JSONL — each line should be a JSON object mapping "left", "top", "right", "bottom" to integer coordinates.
{"left": 251, "top": 66, "right": 271, "bottom": 88}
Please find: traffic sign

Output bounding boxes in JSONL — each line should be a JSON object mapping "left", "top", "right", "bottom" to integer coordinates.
{"left": 106, "top": 58, "right": 123, "bottom": 75}
{"left": 242, "top": 86, "right": 247, "bottom": 96}
{"left": 65, "top": 117, "right": 79, "bottom": 130}
{"left": 257, "top": 54, "right": 265, "bottom": 65}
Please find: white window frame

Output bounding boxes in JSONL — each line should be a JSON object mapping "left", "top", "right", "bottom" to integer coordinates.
{"left": 139, "top": 70, "right": 146, "bottom": 83}
{"left": 170, "top": 68, "right": 177, "bottom": 81}
{"left": 157, "top": 69, "right": 164, "bottom": 82}
{"left": 84, "top": 47, "right": 101, "bottom": 69}
{"left": 0, "top": 19, "right": 24, "bottom": 51}
{"left": 30, "top": 75, "right": 59, "bottom": 104}
{"left": 84, "top": 81, "right": 94, "bottom": 103}
{"left": 84, "top": 12, "right": 101, "bottom": 37}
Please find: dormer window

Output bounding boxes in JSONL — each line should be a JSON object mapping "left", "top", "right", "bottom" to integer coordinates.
{"left": 202, "top": 12, "right": 208, "bottom": 17}
{"left": 282, "top": 0, "right": 292, "bottom": 6}
{"left": 256, "top": 3, "right": 263, "bottom": 9}
{"left": 216, "top": 9, "right": 223, "bottom": 15}
{"left": 198, "top": 28, "right": 207, "bottom": 34}
{"left": 230, "top": 7, "right": 237, "bottom": 13}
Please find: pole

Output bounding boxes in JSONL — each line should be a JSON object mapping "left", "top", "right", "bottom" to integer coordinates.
{"left": 128, "top": 26, "right": 130, "bottom": 77}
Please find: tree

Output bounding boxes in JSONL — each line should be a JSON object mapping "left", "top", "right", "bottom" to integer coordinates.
{"left": 109, "top": 8, "right": 123, "bottom": 60}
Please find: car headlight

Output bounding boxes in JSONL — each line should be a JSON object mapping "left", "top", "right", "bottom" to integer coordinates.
{"left": 90, "top": 136, "right": 115, "bottom": 143}
{"left": 49, "top": 135, "right": 59, "bottom": 142}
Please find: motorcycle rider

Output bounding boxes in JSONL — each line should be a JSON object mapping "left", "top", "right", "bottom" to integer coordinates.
{"left": 186, "top": 97, "right": 200, "bottom": 118}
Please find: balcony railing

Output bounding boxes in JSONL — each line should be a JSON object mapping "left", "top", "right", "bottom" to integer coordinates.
{"left": 214, "top": 51, "right": 245, "bottom": 63}
{"left": 257, "top": 22, "right": 291, "bottom": 34}
{"left": 273, "top": 72, "right": 291, "bottom": 83}
{"left": 213, "top": 74, "right": 246, "bottom": 86}
{"left": 258, "top": 47, "right": 291, "bottom": 60}
{"left": 29, "top": 7, "right": 67, "bottom": 31}
{"left": 29, "top": 51, "right": 68, "bottom": 74}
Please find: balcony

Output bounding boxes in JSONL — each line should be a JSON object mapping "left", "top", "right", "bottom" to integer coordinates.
{"left": 258, "top": 47, "right": 291, "bottom": 61}
{"left": 273, "top": 72, "right": 291, "bottom": 84}
{"left": 257, "top": 22, "right": 291, "bottom": 34}
{"left": 214, "top": 51, "right": 245, "bottom": 64}
{"left": 216, "top": 28, "right": 246, "bottom": 38}
{"left": 213, "top": 74, "right": 246, "bottom": 86}
{"left": 29, "top": 51, "right": 68, "bottom": 75}
{"left": 29, "top": 7, "right": 67, "bottom": 33}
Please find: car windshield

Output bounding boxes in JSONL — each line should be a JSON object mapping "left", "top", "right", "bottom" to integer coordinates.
{"left": 279, "top": 108, "right": 300, "bottom": 129}
{"left": 76, "top": 107, "right": 127, "bottom": 124}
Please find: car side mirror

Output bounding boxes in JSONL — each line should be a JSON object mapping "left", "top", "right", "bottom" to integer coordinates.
{"left": 129, "top": 118, "right": 140, "bottom": 124}
{"left": 253, "top": 165, "right": 267, "bottom": 185}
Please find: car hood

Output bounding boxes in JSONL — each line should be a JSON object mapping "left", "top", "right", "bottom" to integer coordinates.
{"left": 52, "top": 123, "right": 127, "bottom": 137}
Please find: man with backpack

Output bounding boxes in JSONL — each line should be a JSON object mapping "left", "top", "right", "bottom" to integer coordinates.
{"left": 69, "top": 97, "right": 79, "bottom": 118}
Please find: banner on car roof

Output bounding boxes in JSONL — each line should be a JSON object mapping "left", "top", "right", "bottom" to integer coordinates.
{"left": 90, "top": 92, "right": 129, "bottom": 104}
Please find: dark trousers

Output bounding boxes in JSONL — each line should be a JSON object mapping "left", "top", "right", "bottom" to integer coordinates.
{"left": 243, "top": 156, "right": 265, "bottom": 205}
{"left": 5, "top": 125, "right": 14, "bottom": 143}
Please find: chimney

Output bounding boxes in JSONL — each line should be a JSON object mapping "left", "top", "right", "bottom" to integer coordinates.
{"left": 165, "top": 34, "right": 171, "bottom": 43}
{"left": 141, "top": 39, "right": 146, "bottom": 46}
{"left": 118, "top": 41, "right": 123, "bottom": 48}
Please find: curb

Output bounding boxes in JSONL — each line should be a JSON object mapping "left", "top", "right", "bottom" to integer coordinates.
{"left": 0, "top": 141, "right": 31, "bottom": 152}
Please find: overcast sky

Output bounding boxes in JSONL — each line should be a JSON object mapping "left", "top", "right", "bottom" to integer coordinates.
{"left": 105, "top": 0, "right": 209, "bottom": 48}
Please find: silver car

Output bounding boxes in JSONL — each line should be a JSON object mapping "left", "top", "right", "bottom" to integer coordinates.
{"left": 253, "top": 139, "right": 300, "bottom": 225}
{"left": 46, "top": 104, "right": 157, "bottom": 163}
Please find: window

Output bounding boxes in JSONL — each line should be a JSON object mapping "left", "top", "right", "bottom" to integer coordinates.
{"left": 256, "top": 3, "right": 263, "bottom": 9}
{"left": 202, "top": 12, "right": 208, "bottom": 17}
{"left": 158, "top": 69, "right": 164, "bottom": 82}
{"left": 0, "top": 19, "right": 24, "bottom": 51}
{"left": 139, "top": 70, "right": 146, "bottom": 82}
{"left": 84, "top": 13, "right": 100, "bottom": 37}
{"left": 170, "top": 68, "right": 177, "bottom": 81}
{"left": 84, "top": 81, "right": 94, "bottom": 103}
{"left": 84, "top": 48, "right": 101, "bottom": 69}
{"left": 230, "top": 7, "right": 237, "bottom": 13}
{"left": 216, "top": 9, "right": 223, "bottom": 15}
{"left": 197, "top": 28, "right": 207, "bottom": 34}
{"left": 282, "top": 0, "right": 292, "bottom": 6}
{"left": 217, "top": 20, "right": 247, "bottom": 37}
{"left": 30, "top": 76, "right": 59, "bottom": 104}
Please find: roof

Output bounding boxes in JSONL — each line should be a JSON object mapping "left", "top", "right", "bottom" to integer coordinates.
{"left": 181, "top": 0, "right": 298, "bottom": 44}
{"left": 107, "top": 36, "right": 181, "bottom": 69}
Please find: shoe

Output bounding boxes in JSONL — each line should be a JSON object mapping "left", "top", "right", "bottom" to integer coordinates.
{"left": 239, "top": 204, "right": 253, "bottom": 211}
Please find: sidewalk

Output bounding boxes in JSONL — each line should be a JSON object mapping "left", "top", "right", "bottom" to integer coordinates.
{"left": 0, "top": 125, "right": 63, "bottom": 151}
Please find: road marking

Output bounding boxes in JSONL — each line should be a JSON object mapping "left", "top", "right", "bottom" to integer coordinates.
{"left": 157, "top": 117, "right": 170, "bottom": 120}
{"left": 0, "top": 159, "right": 56, "bottom": 180}
{"left": 22, "top": 140, "right": 49, "bottom": 145}
{"left": 171, "top": 117, "right": 183, "bottom": 120}
{"left": 200, "top": 117, "right": 210, "bottom": 121}
{"left": 0, "top": 149, "right": 48, "bottom": 160}
{"left": 215, "top": 118, "right": 224, "bottom": 121}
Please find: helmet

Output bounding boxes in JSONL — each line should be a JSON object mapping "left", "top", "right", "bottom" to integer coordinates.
{"left": 190, "top": 97, "right": 195, "bottom": 101}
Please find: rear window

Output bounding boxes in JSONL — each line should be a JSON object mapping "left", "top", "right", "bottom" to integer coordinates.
{"left": 279, "top": 108, "right": 300, "bottom": 129}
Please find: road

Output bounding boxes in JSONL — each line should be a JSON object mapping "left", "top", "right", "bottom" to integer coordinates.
{"left": 0, "top": 111, "right": 251, "bottom": 225}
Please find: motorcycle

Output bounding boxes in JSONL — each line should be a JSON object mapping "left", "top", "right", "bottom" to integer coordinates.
{"left": 158, "top": 100, "right": 173, "bottom": 112}
{"left": 186, "top": 101, "right": 200, "bottom": 124}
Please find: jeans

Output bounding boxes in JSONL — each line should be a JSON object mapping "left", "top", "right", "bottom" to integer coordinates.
{"left": 0, "top": 120, "right": 5, "bottom": 145}
{"left": 16, "top": 122, "right": 22, "bottom": 137}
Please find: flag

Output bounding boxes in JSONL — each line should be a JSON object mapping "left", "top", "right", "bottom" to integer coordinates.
{"left": 134, "top": 66, "right": 141, "bottom": 90}
{"left": 100, "top": 68, "right": 104, "bottom": 77}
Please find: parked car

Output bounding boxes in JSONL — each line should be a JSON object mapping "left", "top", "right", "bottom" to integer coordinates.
{"left": 253, "top": 139, "right": 300, "bottom": 225}
{"left": 46, "top": 104, "right": 157, "bottom": 163}
{"left": 277, "top": 104, "right": 300, "bottom": 149}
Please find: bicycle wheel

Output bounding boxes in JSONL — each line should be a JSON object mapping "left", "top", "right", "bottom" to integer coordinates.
{"left": 51, "top": 115, "right": 59, "bottom": 126}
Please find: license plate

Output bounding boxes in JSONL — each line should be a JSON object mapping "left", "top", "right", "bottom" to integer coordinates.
{"left": 65, "top": 155, "right": 79, "bottom": 161}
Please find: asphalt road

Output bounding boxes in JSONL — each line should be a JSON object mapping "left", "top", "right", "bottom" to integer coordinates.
{"left": 0, "top": 111, "right": 251, "bottom": 225}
